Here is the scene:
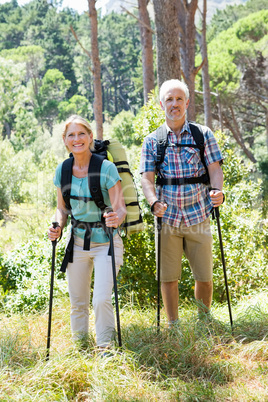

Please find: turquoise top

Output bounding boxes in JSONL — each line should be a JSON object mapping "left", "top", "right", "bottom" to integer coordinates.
{"left": 54, "top": 159, "right": 121, "bottom": 243}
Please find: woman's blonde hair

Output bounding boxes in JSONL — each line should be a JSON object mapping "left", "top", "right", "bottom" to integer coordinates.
{"left": 62, "top": 115, "right": 93, "bottom": 138}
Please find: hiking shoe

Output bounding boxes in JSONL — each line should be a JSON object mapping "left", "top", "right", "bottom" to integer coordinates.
{"left": 97, "top": 347, "right": 114, "bottom": 358}
{"left": 100, "top": 351, "right": 112, "bottom": 358}
{"left": 168, "top": 319, "right": 180, "bottom": 329}
{"left": 197, "top": 311, "right": 212, "bottom": 322}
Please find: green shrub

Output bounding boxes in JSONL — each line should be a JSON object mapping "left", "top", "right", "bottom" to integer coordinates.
{"left": 118, "top": 99, "right": 268, "bottom": 307}
{"left": 0, "top": 139, "right": 34, "bottom": 218}
{"left": 111, "top": 110, "right": 141, "bottom": 148}
{"left": 119, "top": 208, "right": 156, "bottom": 305}
{"left": 133, "top": 91, "right": 165, "bottom": 141}
{"left": 0, "top": 236, "right": 67, "bottom": 313}
{"left": 258, "top": 157, "right": 268, "bottom": 217}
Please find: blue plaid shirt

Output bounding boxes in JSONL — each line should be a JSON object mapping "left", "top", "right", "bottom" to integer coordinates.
{"left": 140, "top": 121, "right": 223, "bottom": 227}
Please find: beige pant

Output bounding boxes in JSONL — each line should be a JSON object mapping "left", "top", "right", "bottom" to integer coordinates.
{"left": 156, "top": 218, "right": 213, "bottom": 282}
{"left": 66, "top": 234, "right": 123, "bottom": 347}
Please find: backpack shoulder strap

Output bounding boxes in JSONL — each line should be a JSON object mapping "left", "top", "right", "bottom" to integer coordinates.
{"left": 189, "top": 122, "right": 204, "bottom": 150}
{"left": 156, "top": 123, "right": 168, "bottom": 172}
{"left": 189, "top": 122, "right": 209, "bottom": 182}
{"left": 61, "top": 156, "right": 74, "bottom": 211}
{"left": 88, "top": 153, "right": 107, "bottom": 211}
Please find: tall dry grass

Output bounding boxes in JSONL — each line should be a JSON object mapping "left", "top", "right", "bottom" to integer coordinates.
{"left": 1, "top": 291, "right": 268, "bottom": 401}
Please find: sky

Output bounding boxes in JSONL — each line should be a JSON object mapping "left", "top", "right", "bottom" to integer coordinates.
{"left": 0, "top": 0, "right": 248, "bottom": 17}
{"left": 0, "top": 0, "right": 96, "bottom": 14}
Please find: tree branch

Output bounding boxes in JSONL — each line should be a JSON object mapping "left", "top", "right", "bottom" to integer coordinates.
{"left": 197, "top": 3, "right": 203, "bottom": 18}
{"left": 120, "top": 5, "right": 155, "bottom": 33}
{"left": 223, "top": 106, "right": 257, "bottom": 163}
{"left": 194, "top": 58, "right": 206, "bottom": 76}
{"left": 70, "top": 25, "right": 93, "bottom": 73}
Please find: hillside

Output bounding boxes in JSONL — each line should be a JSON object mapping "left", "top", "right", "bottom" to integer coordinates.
{"left": 205, "top": 0, "right": 248, "bottom": 20}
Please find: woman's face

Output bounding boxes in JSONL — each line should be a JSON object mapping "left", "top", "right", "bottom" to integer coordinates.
{"left": 64, "top": 122, "right": 93, "bottom": 154}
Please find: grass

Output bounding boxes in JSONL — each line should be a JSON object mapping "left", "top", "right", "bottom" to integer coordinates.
{"left": 0, "top": 291, "right": 268, "bottom": 401}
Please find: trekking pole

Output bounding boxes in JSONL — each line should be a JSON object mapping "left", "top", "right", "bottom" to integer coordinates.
{"left": 214, "top": 207, "right": 233, "bottom": 331}
{"left": 153, "top": 189, "right": 164, "bottom": 332}
{"left": 46, "top": 221, "right": 59, "bottom": 361}
{"left": 156, "top": 216, "right": 162, "bottom": 333}
{"left": 105, "top": 207, "right": 122, "bottom": 347}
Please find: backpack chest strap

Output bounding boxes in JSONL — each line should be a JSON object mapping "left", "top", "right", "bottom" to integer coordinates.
{"left": 156, "top": 173, "right": 209, "bottom": 186}
{"left": 69, "top": 195, "right": 94, "bottom": 202}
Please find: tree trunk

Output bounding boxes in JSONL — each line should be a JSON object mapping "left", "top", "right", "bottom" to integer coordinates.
{"left": 196, "top": 0, "right": 213, "bottom": 129}
{"left": 88, "top": 0, "right": 103, "bottom": 140}
{"left": 178, "top": 0, "right": 198, "bottom": 121}
{"left": 222, "top": 106, "right": 257, "bottom": 163}
{"left": 3, "top": 121, "right": 11, "bottom": 139}
{"left": 138, "top": 0, "right": 155, "bottom": 103}
{"left": 152, "top": 0, "right": 181, "bottom": 88}
{"left": 266, "top": 108, "right": 268, "bottom": 152}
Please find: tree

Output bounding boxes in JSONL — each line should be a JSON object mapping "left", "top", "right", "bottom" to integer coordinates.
{"left": 0, "top": 57, "right": 28, "bottom": 138}
{"left": 0, "top": 0, "right": 24, "bottom": 50}
{"left": 207, "top": 0, "right": 268, "bottom": 42}
{"left": 0, "top": 138, "right": 33, "bottom": 218}
{"left": 3, "top": 0, "right": 78, "bottom": 96}
{"left": 98, "top": 12, "right": 143, "bottom": 117}
{"left": 207, "top": 10, "right": 267, "bottom": 162}
{"left": 88, "top": 0, "right": 103, "bottom": 139}
{"left": 58, "top": 94, "right": 93, "bottom": 122}
{"left": 196, "top": 0, "right": 213, "bottom": 129}
{"left": 37, "top": 3, "right": 77, "bottom": 96}
{"left": 178, "top": 0, "right": 202, "bottom": 120}
{"left": 111, "top": 110, "right": 140, "bottom": 148}
{"left": 152, "top": 0, "right": 181, "bottom": 87}
{"left": 0, "top": 45, "right": 45, "bottom": 98}
{"left": 137, "top": 0, "right": 154, "bottom": 103}
{"left": 239, "top": 51, "right": 268, "bottom": 151}
{"left": 36, "top": 69, "right": 71, "bottom": 135}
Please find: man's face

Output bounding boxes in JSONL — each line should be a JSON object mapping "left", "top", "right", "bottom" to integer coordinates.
{"left": 160, "top": 87, "right": 189, "bottom": 123}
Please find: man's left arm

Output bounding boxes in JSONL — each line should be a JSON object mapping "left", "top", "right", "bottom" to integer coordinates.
{"left": 208, "top": 162, "right": 224, "bottom": 207}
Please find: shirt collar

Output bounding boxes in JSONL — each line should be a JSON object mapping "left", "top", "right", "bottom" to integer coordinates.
{"left": 165, "top": 120, "right": 190, "bottom": 136}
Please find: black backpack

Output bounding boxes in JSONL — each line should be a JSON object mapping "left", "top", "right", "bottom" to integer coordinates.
{"left": 59, "top": 139, "right": 143, "bottom": 273}
{"left": 61, "top": 139, "right": 143, "bottom": 234}
{"left": 155, "top": 122, "right": 210, "bottom": 186}
{"left": 61, "top": 152, "right": 107, "bottom": 213}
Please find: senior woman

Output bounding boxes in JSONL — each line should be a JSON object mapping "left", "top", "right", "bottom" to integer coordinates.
{"left": 48, "top": 115, "right": 126, "bottom": 350}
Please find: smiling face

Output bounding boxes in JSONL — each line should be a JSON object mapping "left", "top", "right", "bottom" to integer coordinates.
{"left": 160, "top": 86, "right": 190, "bottom": 128}
{"left": 63, "top": 122, "right": 93, "bottom": 155}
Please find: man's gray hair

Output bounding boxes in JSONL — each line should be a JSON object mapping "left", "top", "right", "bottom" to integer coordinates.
{"left": 159, "top": 79, "right": 189, "bottom": 103}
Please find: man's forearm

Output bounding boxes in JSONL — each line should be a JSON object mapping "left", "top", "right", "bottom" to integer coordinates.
{"left": 141, "top": 174, "right": 157, "bottom": 206}
{"left": 208, "top": 163, "right": 224, "bottom": 190}
{"left": 141, "top": 172, "right": 168, "bottom": 217}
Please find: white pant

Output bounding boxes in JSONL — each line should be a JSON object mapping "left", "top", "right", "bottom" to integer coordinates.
{"left": 66, "top": 234, "right": 123, "bottom": 347}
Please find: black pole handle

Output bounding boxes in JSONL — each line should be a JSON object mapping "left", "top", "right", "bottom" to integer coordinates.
{"left": 52, "top": 221, "right": 59, "bottom": 245}
{"left": 104, "top": 207, "right": 114, "bottom": 234}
